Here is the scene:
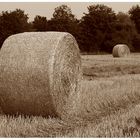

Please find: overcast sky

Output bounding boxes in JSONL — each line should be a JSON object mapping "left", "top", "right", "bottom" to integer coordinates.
{"left": 0, "top": 2, "right": 139, "bottom": 21}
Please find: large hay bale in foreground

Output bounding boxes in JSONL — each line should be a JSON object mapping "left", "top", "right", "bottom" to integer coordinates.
{"left": 0, "top": 32, "right": 82, "bottom": 118}
{"left": 112, "top": 44, "right": 130, "bottom": 57}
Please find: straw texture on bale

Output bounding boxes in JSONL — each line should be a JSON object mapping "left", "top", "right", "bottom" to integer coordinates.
{"left": 112, "top": 44, "right": 130, "bottom": 57}
{"left": 0, "top": 32, "right": 82, "bottom": 118}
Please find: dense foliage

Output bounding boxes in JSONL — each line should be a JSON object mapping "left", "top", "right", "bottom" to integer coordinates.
{"left": 0, "top": 9, "right": 29, "bottom": 47}
{"left": 0, "top": 4, "right": 140, "bottom": 53}
{"left": 33, "top": 15, "right": 47, "bottom": 31}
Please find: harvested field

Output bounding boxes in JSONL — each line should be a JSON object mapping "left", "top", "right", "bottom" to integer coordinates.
{"left": 82, "top": 54, "right": 140, "bottom": 80}
{"left": 0, "top": 53, "right": 140, "bottom": 137}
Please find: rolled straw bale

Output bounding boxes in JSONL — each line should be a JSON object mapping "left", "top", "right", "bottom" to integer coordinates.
{"left": 0, "top": 32, "right": 82, "bottom": 118}
{"left": 112, "top": 44, "right": 130, "bottom": 57}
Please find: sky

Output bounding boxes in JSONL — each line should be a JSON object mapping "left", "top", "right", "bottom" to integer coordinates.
{"left": 0, "top": 2, "right": 140, "bottom": 21}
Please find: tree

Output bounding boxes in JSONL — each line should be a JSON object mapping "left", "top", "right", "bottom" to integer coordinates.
{"left": 79, "top": 4, "right": 116, "bottom": 53}
{"left": 0, "top": 9, "right": 29, "bottom": 48}
{"left": 53, "top": 4, "right": 75, "bottom": 21}
{"left": 129, "top": 5, "right": 140, "bottom": 33}
{"left": 47, "top": 5, "right": 79, "bottom": 34}
{"left": 103, "top": 12, "right": 136, "bottom": 52}
{"left": 33, "top": 15, "right": 47, "bottom": 31}
{"left": 132, "top": 34, "right": 140, "bottom": 52}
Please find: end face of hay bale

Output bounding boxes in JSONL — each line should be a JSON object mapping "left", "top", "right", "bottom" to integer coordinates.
{"left": 0, "top": 32, "right": 82, "bottom": 118}
{"left": 112, "top": 44, "right": 130, "bottom": 57}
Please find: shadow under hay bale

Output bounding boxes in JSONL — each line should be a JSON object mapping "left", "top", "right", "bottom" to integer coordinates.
{"left": 0, "top": 32, "right": 82, "bottom": 119}
{"left": 112, "top": 44, "right": 130, "bottom": 57}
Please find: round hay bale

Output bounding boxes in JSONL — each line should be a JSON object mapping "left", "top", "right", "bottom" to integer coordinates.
{"left": 0, "top": 32, "right": 82, "bottom": 118}
{"left": 112, "top": 44, "right": 130, "bottom": 57}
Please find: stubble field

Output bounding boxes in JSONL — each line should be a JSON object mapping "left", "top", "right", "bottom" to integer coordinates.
{"left": 0, "top": 53, "right": 140, "bottom": 137}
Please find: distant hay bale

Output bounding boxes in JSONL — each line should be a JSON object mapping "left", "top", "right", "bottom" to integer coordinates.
{"left": 112, "top": 44, "right": 130, "bottom": 57}
{"left": 0, "top": 32, "right": 82, "bottom": 118}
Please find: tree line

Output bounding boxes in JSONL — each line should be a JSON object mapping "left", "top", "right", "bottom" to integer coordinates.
{"left": 0, "top": 4, "right": 140, "bottom": 53}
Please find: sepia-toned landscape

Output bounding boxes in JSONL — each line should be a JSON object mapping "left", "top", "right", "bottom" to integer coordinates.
{"left": 0, "top": 53, "right": 140, "bottom": 137}
{"left": 0, "top": 2, "right": 140, "bottom": 138}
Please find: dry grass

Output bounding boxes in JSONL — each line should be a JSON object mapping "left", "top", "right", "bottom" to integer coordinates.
{"left": 65, "top": 105, "right": 140, "bottom": 137}
{"left": 0, "top": 53, "right": 140, "bottom": 137}
{"left": 78, "top": 75, "right": 140, "bottom": 121}
{"left": 82, "top": 54, "right": 140, "bottom": 80}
